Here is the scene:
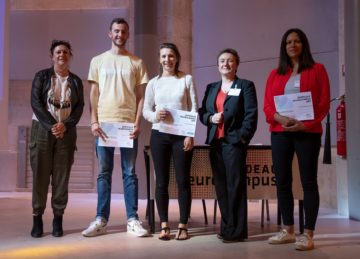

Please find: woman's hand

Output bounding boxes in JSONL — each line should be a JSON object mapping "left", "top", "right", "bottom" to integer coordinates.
{"left": 283, "top": 120, "right": 306, "bottom": 132}
{"left": 274, "top": 113, "right": 296, "bottom": 127}
{"left": 274, "top": 113, "right": 306, "bottom": 132}
{"left": 51, "top": 122, "right": 66, "bottom": 139}
{"left": 183, "top": 137, "right": 194, "bottom": 151}
{"left": 156, "top": 109, "right": 169, "bottom": 121}
{"left": 211, "top": 112, "right": 224, "bottom": 124}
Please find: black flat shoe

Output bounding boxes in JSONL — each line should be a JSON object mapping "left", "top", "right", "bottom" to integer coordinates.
{"left": 222, "top": 237, "right": 244, "bottom": 243}
{"left": 217, "top": 233, "right": 224, "bottom": 240}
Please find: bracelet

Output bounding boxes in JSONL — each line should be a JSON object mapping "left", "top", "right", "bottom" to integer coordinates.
{"left": 90, "top": 121, "right": 99, "bottom": 126}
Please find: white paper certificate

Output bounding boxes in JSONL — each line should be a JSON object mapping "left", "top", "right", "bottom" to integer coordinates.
{"left": 274, "top": 91, "right": 314, "bottom": 121}
{"left": 159, "top": 108, "right": 198, "bottom": 137}
{"left": 98, "top": 122, "right": 134, "bottom": 148}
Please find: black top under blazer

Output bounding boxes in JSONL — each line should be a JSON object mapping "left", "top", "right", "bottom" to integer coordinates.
{"left": 199, "top": 76, "right": 258, "bottom": 145}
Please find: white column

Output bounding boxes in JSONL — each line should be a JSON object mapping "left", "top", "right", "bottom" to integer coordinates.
{"left": 345, "top": 0, "right": 360, "bottom": 220}
{"left": 336, "top": 0, "right": 349, "bottom": 217}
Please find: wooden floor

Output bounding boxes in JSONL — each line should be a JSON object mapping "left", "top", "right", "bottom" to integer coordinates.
{"left": 0, "top": 192, "right": 359, "bottom": 259}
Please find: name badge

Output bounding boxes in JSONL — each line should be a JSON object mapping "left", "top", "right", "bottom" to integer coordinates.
{"left": 228, "top": 88, "right": 241, "bottom": 96}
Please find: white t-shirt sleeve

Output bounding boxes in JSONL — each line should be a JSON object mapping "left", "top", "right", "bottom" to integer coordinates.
{"left": 136, "top": 60, "right": 149, "bottom": 86}
{"left": 87, "top": 57, "right": 99, "bottom": 84}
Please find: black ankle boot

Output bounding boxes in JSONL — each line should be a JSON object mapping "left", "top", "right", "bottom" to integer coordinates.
{"left": 31, "top": 215, "right": 43, "bottom": 238}
{"left": 52, "top": 215, "right": 63, "bottom": 237}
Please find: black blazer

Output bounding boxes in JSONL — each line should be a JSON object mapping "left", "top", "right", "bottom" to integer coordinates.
{"left": 31, "top": 67, "right": 84, "bottom": 131}
{"left": 199, "top": 77, "right": 258, "bottom": 145}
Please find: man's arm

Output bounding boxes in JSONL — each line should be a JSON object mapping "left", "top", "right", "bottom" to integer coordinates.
{"left": 89, "top": 82, "right": 99, "bottom": 124}
{"left": 89, "top": 81, "right": 107, "bottom": 141}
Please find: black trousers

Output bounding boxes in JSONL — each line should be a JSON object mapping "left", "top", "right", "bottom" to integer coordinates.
{"left": 210, "top": 139, "right": 248, "bottom": 240}
{"left": 150, "top": 130, "right": 193, "bottom": 224}
{"left": 30, "top": 120, "right": 76, "bottom": 216}
{"left": 271, "top": 132, "right": 321, "bottom": 230}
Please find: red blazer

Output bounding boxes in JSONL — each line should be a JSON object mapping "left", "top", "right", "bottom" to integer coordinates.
{"left": 263, "top": 63, "right": 330, "bottom": 133}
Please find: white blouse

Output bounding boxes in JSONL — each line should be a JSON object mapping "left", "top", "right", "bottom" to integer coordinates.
{"left": 143, "top": 73, "right": 198, "bottom": 130}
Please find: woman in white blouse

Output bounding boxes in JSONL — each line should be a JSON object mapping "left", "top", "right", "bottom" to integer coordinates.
{"left": 143, "top": 43, "right": 198, "bottom": 241}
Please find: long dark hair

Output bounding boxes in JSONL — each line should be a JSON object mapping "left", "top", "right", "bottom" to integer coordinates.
{"left": 277, "top": 28, "right": 314, "bottom": 75}
{"left": 158, "top": 42, "right": 181, "bottom": 77}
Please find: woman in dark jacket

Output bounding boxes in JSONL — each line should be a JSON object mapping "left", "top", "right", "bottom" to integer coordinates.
{"left": 30, "top": 40, "right": 84, "bottom": 238}
{"left": 199, "top": 48, "right": 258, "bottom": 242}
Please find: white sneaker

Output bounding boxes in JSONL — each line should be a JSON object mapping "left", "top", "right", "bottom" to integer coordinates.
{"left": 127, "top": 219, "right": 149, "bottom": 237}
{"left": 82, "top": 218, "right": 107, "bottom": 237}
{"left": 268, "top": 229, "right": 296, "bottom": 244}
{"left": 295, "top": 233, "right": 314, "bottom": 251}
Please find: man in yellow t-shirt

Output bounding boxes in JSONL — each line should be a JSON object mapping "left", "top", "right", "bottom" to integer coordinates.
{"left": 82, "top": 18, "right": 149, "bottom": 237}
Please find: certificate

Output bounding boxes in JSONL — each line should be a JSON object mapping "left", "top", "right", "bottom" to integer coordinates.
{"left": 159, "top": 108, "right": 198, "bottom": 137}
{"left": 274, "top": 91, "right": 314, "bottom": 121}
{"left": 98, "top": 122, "right": 134, "bottom": 148}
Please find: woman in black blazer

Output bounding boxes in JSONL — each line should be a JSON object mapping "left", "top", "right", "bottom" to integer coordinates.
{"left": 199, "top": 48, "right": 258, "bottom": 242}
{"left": 30, "top": 40, "right": 84, "bottom": 238}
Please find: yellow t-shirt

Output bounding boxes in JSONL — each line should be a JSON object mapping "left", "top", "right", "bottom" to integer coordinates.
{"left": 88, "top": 51, "right": 149, "bottom": 123}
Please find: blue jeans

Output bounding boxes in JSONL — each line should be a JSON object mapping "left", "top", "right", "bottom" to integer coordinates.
{"left": 95, "top": 138, "right": 139, "bottom": 222}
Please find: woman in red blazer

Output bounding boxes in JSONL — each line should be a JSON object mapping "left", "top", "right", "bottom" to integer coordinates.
{"left": 264, "top": 28, "right": 330, "bottom": 251}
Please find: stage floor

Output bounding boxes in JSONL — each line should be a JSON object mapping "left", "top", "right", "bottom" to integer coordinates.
{"left": 0, "top": 192, "right": 359, "bottom": 259}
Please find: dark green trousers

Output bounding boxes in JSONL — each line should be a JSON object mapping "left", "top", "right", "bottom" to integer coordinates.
{"left": 30, "top": 120, "right": 76, "bottom": 216}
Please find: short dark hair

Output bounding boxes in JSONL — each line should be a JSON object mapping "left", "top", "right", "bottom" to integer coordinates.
{"left": 158, "top": 42, "right": 181, "bottom": 77}
{"left": 50, "top": 40, "right": 72, "bottom": 56}
{"left": 217, "top": 48, "right": 240, "bottom": 67}
{"left": 216, "top": 48, "right": 240, "bottom": 73}
{"left": 109, "top": 17, "right": 129, "bottom": 31}
{"left": 277, "top": 28, "right": 315, "bottom": 75}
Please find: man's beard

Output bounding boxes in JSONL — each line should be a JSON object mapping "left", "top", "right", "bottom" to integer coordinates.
{"left": 113, "top": 38, "right": 127, "bottom": 48}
